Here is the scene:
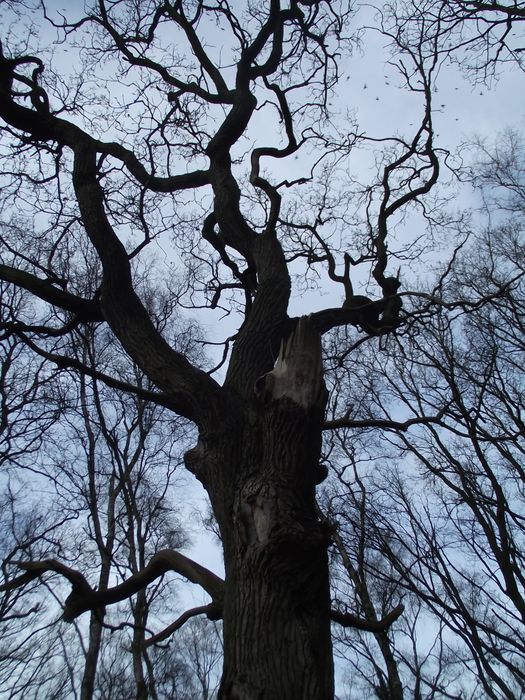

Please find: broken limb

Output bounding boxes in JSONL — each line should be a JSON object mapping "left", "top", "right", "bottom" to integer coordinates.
{"left": 144, "top": 603, "right": 222, "bottom": 647}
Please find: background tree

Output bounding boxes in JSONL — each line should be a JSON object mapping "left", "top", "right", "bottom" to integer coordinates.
{"left": 1, "top": 263, "right": 199, "bottom": 698}
{"left": 324, "top": 131, "right": 525, "bottom": 699}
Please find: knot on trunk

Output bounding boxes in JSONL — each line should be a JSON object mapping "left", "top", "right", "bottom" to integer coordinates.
{"left": 254, "top": 316, "right": 326, "bottom": 410}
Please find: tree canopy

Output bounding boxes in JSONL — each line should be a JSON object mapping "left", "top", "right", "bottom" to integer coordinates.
{"left": 0, "top": 1, "right": 524, "bottom": 698}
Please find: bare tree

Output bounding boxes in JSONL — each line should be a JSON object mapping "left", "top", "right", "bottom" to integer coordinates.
{"left": 0, "top": 1, "right": 521, "bottom": 697}
{"left": 157, "top": 618, "right": 223, "bottom": 700}
{"left": 323, "top": 131, "right": 525, "bottom": 699}
{"left": 0, "top": 296, "right": 192, "bottom": 698}
{"left": 382, "top": 0, "right": 525, "bottom": 82}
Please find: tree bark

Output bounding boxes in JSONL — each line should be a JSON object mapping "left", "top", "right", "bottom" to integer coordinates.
{"left": 131, "top": 589, "right": 149, "bottom": 700}
{"left": 193, "top": 319, "right": 334, "bottom": 699}
{"left": 81, "top": 611, "right": 105, "bottom": 700}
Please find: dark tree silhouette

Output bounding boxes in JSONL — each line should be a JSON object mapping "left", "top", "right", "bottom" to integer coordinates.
{"left": 0, "top": 1, "right": 521, "bottom": 697}
{"left": 322, "top": 131, "right": 525, "bottom": 699}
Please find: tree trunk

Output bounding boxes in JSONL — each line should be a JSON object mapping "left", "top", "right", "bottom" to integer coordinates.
{"left": 132, "top": 589, "right": 149, "bottom": 700}
{"left": 194, "top": 319, "right": 334, "bottom": 699}
{"left": 80, "top": 611, "right": 105, "bottom": 700}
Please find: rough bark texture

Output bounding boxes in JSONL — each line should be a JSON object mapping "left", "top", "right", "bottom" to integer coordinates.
{"left": 193, "top": 319, "right": 334, "bottom": 699}
{"left": 218, "top": 418, "right": 333, "bottom": 700}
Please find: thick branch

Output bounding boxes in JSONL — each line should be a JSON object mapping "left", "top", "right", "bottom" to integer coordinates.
{"left": 249, "top": 82, "right": 301, "bottom": 233}
{"left": 144, "top": 603, "right": 222, "bottom": 647}
{"left": 14, "top": 333, "right": 182, "bottom": 412}
{"left": 224, "top": 233, "right": 291, "bottom": 392}
{"left": 164, "top": 4, "right": 230, "bottom": 96}
{"left": 72, "top": 143, "right": 222, "bottom": 423}
{"left": 308, "top": 304, "right": 392, "bottom": 335}
{"left": 2, "top": 551, "right": 224, "bottom": 623}
{"left": 95, "top": 1, "right": 232, "bottom": 105}
{"left": 323, "top": 406, "right": 449, "bottom": 432}
{"left": 99, "top": 141, "right": 210, "bottom": 192}
{"left": 0, "top": 264, "right": 102, "bottom": 321}
{"left": 0, "top": 559, "right": 90, "bottom": 596}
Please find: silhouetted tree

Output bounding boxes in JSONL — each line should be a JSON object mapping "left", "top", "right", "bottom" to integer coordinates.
{"left": 0, "top": 2, "right": 522, "bottom": 697}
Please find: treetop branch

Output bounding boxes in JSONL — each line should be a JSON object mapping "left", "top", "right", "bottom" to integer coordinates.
{"left": 0, "top": 50, "right": 210, "bottom": 193}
